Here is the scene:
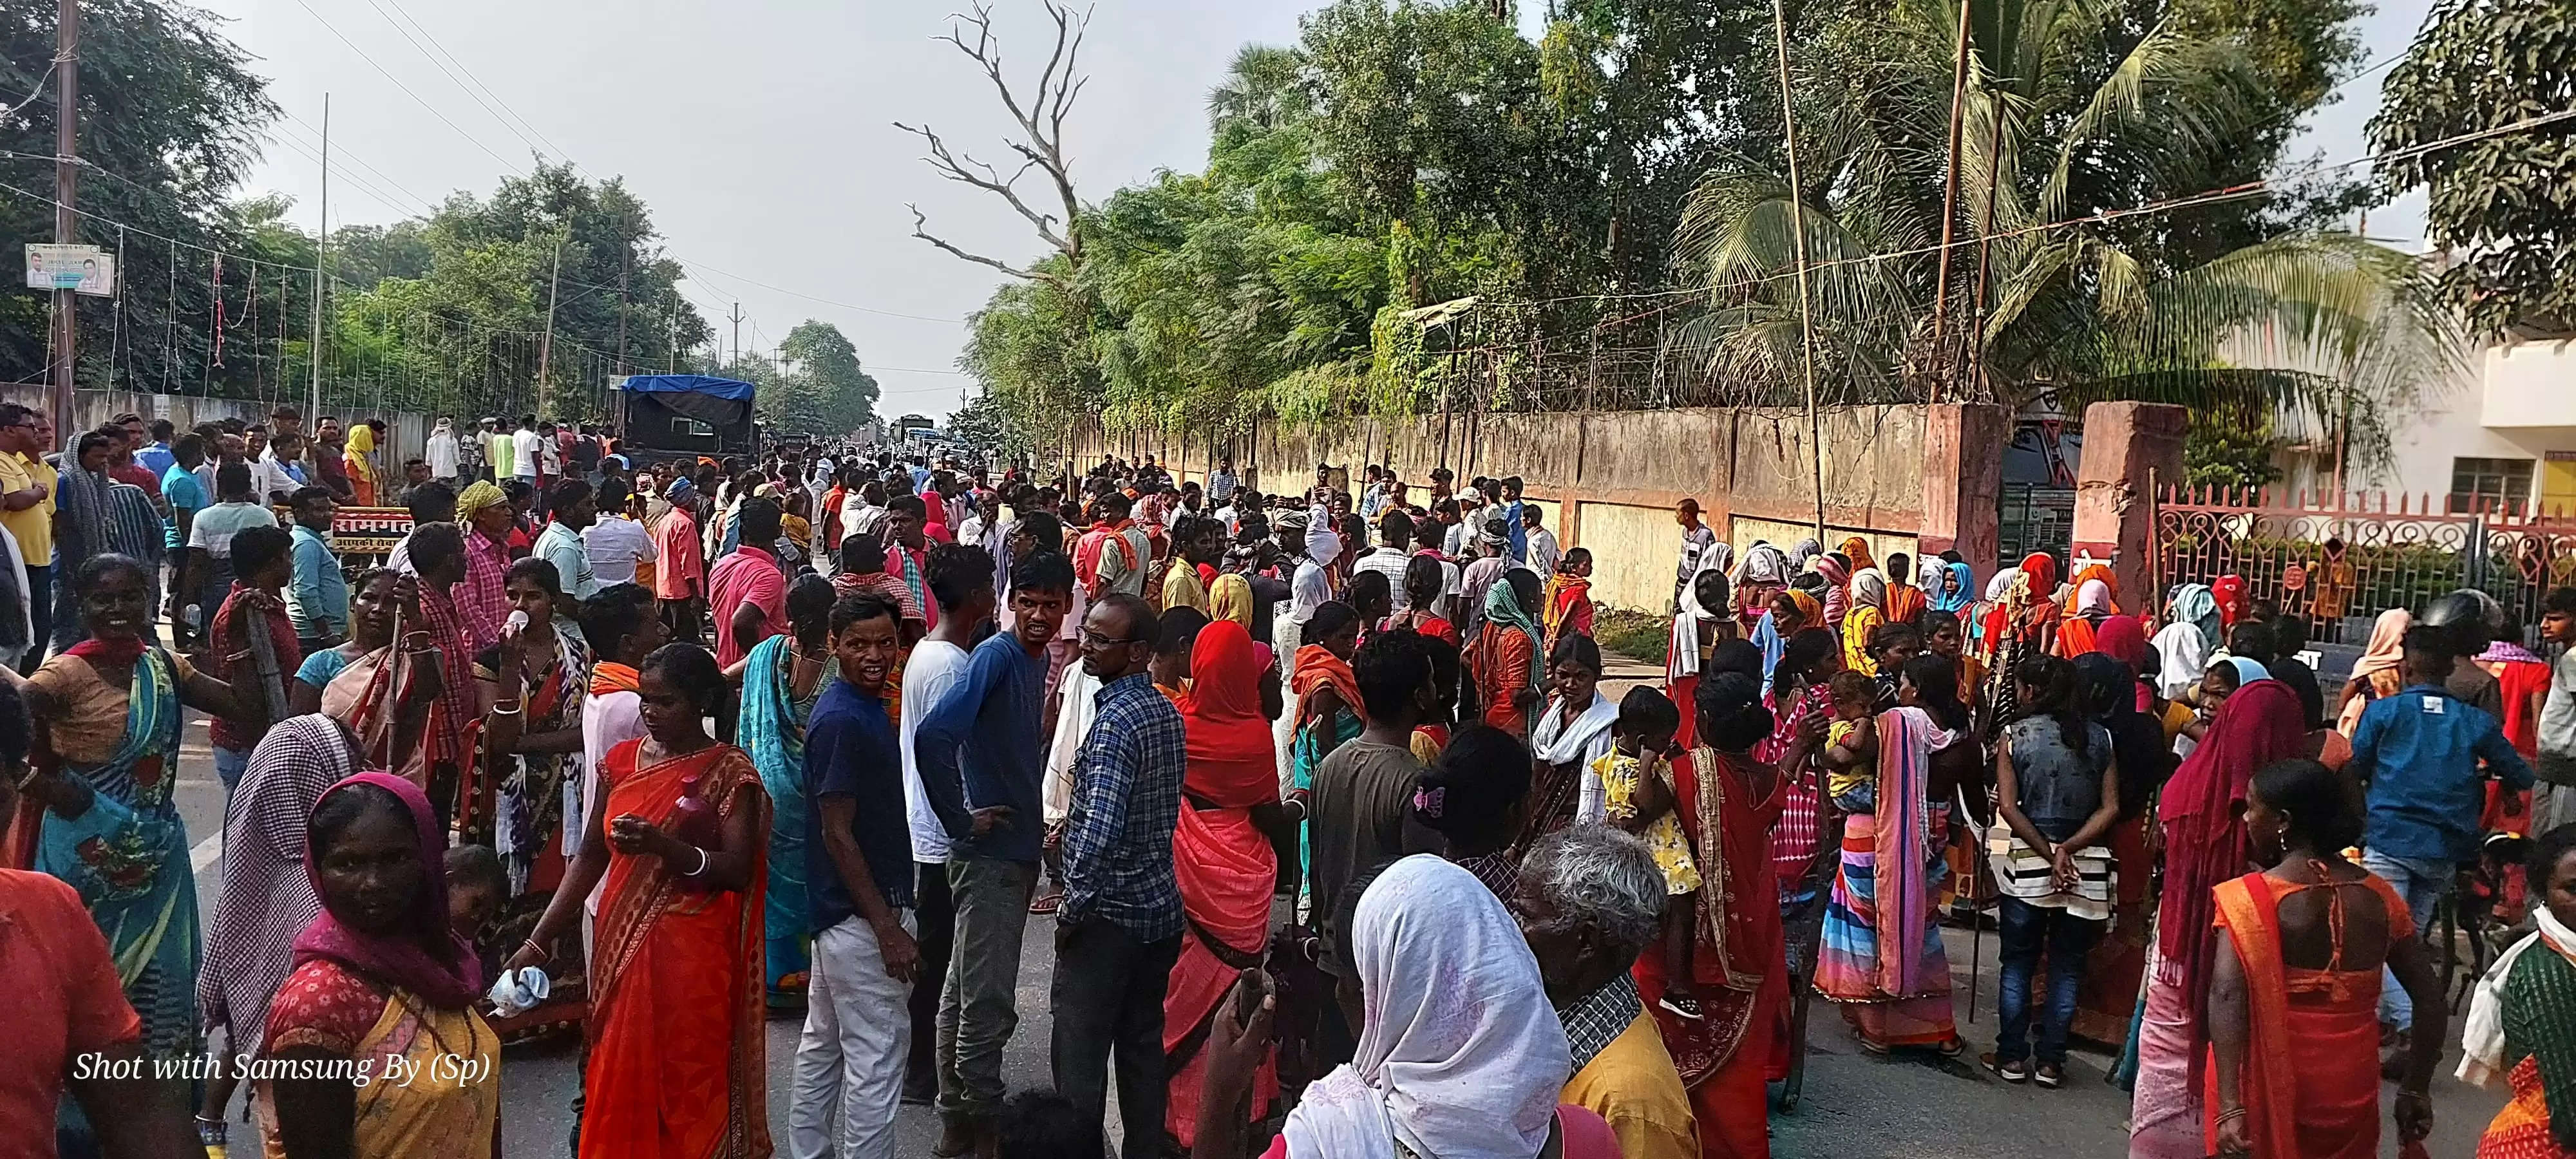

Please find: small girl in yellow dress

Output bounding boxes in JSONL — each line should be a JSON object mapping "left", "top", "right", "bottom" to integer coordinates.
{"left": 1592, "top": 686, "right": 1707, "bottom": 1017}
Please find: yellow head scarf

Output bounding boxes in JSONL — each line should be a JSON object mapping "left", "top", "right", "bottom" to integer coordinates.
{"left": 343, "top": 422, "right": 377, "bottom": 483}
{"left": 1211, "top": 572, "right": 1255, "bottom": 628}
{"left": 454, "top": 480, "right": 509, "bottom": 522}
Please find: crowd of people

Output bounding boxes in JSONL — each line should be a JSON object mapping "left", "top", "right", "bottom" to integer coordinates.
{"left": 4, "top": 428, "right": 2576, "bottom": 1159}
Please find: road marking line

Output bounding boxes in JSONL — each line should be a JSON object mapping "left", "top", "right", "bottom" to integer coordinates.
{"left": 191, "top": 831, "right": 222, "bottom": 873}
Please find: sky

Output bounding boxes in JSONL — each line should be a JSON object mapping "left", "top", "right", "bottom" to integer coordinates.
{"left": 196, "top": 0, "right": 2436, "bottom": 422}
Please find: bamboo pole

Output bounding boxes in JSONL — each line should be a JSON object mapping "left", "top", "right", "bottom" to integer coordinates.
{"left": 1771, "top": 0, "right": 1828, "bottom": 544}
{"left": 1929, "top": 0, "right": 1973, "bottom": 402}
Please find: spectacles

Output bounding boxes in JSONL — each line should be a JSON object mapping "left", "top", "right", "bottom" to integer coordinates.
{"left": 1081, "top": 628, "right": 1146, "bottom": 648}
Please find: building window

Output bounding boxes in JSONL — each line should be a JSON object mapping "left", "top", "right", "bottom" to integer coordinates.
{"left": 2450, "top": 456, "right": 2534, "bottom": 514}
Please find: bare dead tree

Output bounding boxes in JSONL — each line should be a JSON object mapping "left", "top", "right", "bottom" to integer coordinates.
{"left": 895, "top": 1, "right": 1091, "bottom": 287}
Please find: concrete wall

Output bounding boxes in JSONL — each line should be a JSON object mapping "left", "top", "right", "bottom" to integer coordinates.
{"left": 1079, "top": 403, "right": 2002, "bottom": 612}
{"left": 3, "top": 386, "right": 437, "bottom": 488}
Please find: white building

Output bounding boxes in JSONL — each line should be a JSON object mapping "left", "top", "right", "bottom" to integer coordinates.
{"left": 2280, "top": 330, "right": 2576, "bottom": 516}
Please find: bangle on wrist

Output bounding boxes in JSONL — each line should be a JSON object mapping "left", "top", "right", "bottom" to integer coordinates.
{"left": 519, "top": 938, "right": 551, "bottom": 964}
{"left": 685, "top": 845, "right": 710, "bottom": 877}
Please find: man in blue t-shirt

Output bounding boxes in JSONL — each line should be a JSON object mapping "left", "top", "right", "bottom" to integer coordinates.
{"left": 2349, "top": 623, "right": 2532, "bottom": 1035}
{"left": 159, "top": 433, "right": 209, "bottom": 646}
{"left": 788, "top": 590, "right": 920, "bottom": 1159}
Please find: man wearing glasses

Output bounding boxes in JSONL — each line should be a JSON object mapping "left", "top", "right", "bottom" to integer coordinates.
{"left": 1048, "top": 592, "right": 1186, "bottom": 1157}
{"left": 0, "top": 404, "right": 57, "bottom": 673}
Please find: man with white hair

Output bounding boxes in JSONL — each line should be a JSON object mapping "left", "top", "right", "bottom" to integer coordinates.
{"left": 1515, "top": 825, "right": 1700, "bottom": 1159}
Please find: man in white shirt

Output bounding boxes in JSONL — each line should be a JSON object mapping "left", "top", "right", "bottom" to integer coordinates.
{"left": 1208, "top": 457, "right": 1239, "bottom": 505}
{"left": 1354, "top": 507, "right": 1417, "bottom": 612}
{"left": 583, "top": 478, "right": 656, "bottom": 587}
{"left": 956, "top": 491, "right": 1009, "bottom": 599}
{"left": 252, "top": 432, "right": 314, "bottom": 505}
{"left": 575, "top": 585, "right": 665, "bottom": 956}
{"left": 511, "top": 416, "right": 542, "bottom": 484}
{"left": 1522, "top": 504, "right": 1561, "bottom": 577}
{"left": 896, "top": 545, "right": 986, "bottom": 1104}
{"left": 425, "top": 417, "right": 460, "bottom": 485}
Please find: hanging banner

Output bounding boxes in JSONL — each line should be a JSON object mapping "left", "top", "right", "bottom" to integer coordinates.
{"left": 23, "top": 244, "right": 115, "bottom": 296}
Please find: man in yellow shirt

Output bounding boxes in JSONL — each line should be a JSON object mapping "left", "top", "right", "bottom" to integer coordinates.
{"left": 1517, "top": 825, "right": 1702, "bottom": 1159}
{"left": 0, "top": 404, "right": 57, "bottom": 673}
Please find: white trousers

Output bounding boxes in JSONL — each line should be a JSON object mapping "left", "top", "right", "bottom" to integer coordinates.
{"left": 789, "top": 912, "right": 915, "bottom": 1159}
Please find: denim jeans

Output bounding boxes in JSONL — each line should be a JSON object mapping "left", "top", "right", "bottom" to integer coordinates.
{"left": 2363, "top": 851, "right": 2447, "bottom": 1031}
{"left": 1995, "top": 895, "right": 2103, "bottom": 1066}
{"left": 214, "top": 746, "right": 252, "bottom": 796}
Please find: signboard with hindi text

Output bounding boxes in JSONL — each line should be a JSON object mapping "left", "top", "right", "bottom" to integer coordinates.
{"left": 23, "top": 244, "right": 115, "bottom": 296}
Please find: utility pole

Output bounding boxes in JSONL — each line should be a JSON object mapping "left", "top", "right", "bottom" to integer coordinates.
{"left": 47, "top": 0, "right": 79, "bottom": 432}
{"left": 1770, "top": 0, "right": 1828, "bottom": 544}
{"left": 613, "top": 235, "right": 631, "bottom": 375}
{"left": 535, "top": 232, "right": 565, "bottom": 415}
{"left": 307, "top": 93, "right": 328, "bottom": 423}
{"left": 729, "top": 302, "right": 744, "bottom": 369}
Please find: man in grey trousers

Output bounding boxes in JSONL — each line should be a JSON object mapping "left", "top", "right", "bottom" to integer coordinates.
{"left": 913, "top": 550, "right": 1075, "bottom": 1157}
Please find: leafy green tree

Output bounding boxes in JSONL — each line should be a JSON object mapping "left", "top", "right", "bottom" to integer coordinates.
{"left": 1670, "top": 0, "right": 2458, "bottom": 430}
{"left": 2370, "top": 0, "right": 2576, "bottom": 335}
{"left": 778, "top": 320, "right": 880, "bottom": 435}
{"left": 1, "top": 0, "right": 279, "bottom": 395}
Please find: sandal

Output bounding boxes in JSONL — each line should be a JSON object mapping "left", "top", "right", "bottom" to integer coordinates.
{"left": 1028, "top": 890, "right": 1061, "bottom": 916}
{"left": 1936, "top": 1036, "right": 1967, "bottom": 1059}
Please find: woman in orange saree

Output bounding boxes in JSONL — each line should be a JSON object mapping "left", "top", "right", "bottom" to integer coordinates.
{"left": 504, "top": 643, "right": 773, "bottom": 1159}
{"left": 1164, "top": 621, "right": 1282, "bottom": 1149}
{"left": 2207, "top": 759, "right": 2441, "bottom": 1159}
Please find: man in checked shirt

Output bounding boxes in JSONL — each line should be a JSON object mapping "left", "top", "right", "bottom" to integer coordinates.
{"left": 1050, "top": 591, "right": 1187, "bottom": 1158}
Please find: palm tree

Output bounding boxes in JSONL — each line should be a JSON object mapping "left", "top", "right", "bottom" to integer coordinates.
{"left": 1668, "top": 0, "right": 2461, "bottom": 424}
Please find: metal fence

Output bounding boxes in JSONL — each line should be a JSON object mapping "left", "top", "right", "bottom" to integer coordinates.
{"left": 2150, "top": 483, "right": 2576, "bottom": 646}
{"left": 1999, "top": 482, "right": 2076, "bottom": 572}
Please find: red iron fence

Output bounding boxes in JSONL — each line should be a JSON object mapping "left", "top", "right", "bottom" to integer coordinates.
{"left": 2151, "top": 482, "right": 2576, "bottom": 646}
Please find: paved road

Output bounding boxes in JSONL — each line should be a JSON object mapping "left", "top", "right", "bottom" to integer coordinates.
{"left": 161, "top": 659, "right": 2505, "bottom": 1158}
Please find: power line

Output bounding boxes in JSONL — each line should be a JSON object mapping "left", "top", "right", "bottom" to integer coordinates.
{"left": 280, "top": 0, "right": 529, "bottom": 176}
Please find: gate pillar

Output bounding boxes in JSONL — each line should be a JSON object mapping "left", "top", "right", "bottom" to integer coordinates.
{"left": 1920, "top": 403, "right": 2010, "bottom": 583}
{"left": 2072, "top": 401, "right": 2189, "bottom": 608}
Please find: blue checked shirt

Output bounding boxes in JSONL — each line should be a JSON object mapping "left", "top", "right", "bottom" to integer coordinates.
{"left": 1059, "top": 670, "right": 1187, "bottom": 941}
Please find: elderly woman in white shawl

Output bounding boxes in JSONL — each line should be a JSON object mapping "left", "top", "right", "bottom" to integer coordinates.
{"left": 1189, "top": 854, "right": 1620, "bottom": 1159}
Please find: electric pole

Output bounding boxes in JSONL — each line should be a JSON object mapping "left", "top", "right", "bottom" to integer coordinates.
{"left": 47, "top": 0, "right": 79, "bottom": 432}
{"left": 729, "top": 302, "right": 744, "bottom": 370}
{"left": 613, "top": 232, "right": 631, "bottom": 375}
{"left": 307, "top": 93, "right": 328, "bottom": 424}
{"left": 536, "top": 231, "right": 565, "bottom": 415}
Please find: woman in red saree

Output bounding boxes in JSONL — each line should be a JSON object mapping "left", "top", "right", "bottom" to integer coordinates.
{"left": 1637, "top": 670, "right": 1797, "bottom": 1159}
{"left": 2208, "top": 758, "right": 2441, "bottom": 1159}
{"left": 505, "top": 643, "right": 772, "bottom": 1159}
{"left": 1164, "top": 620, "right": 1282, "bottom": 1149}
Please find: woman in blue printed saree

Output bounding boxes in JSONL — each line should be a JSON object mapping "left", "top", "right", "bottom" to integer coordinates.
{"left": 732, "top": 573, "right": 840, "bottom": 1006}
{"left": 12, "top": 554, "right": 253, "bottom": 1143}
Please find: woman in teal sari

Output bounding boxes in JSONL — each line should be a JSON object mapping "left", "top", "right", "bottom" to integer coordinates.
{"left": 15, "top": 554, "right": 252, "bottom": 1142}
{"left": 734, "top": 572, "right": 840, "bottom": 1008}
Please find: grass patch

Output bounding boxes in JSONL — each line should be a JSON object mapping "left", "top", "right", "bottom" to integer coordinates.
{"left": 1593, "top": 608, "right": 1670, "bottom": 668}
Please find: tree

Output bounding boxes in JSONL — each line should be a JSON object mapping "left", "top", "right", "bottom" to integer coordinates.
{"left": 2370, "top": 0, "right": 2576, "bottom": 335}
{"left": 778, "top": 320, "right": 880, "bottom": 435}
{"left": 1, "top": 0, "right": 279, "bottom": 394}
{"left": 897, "top": 0, "right": 1092, "bottom": 285}
{"left": 1669, "top": 0, "right": 2459, "bottom": 435}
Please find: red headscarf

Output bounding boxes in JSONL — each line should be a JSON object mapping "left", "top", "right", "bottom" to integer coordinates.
{"left": 2155, "top": 679, "right": 2305, "bottom": 1082}
{"left": 1181, "top": 621, "right": 1278, "bottom": 809}
{"left": 2211, "top": 574, "right": 2249, "bottom": 628}
{"left": 2094, "top": 614, "right": 2150, "bottom": 671}
{"left": 292, "top": 772, "right": 484, "bottom": 1008}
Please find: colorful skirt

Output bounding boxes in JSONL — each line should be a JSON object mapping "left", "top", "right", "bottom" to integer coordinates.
{"left": 1815, "top": 810, "right": 1956, "bottom": 1049}
{"left": 2480, "top": 1054, "right": 2576, "bottom": 1158}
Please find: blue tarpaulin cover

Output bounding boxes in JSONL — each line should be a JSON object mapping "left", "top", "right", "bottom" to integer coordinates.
{"left": 616, "top": 374, "right": 756, "bottom": 402}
